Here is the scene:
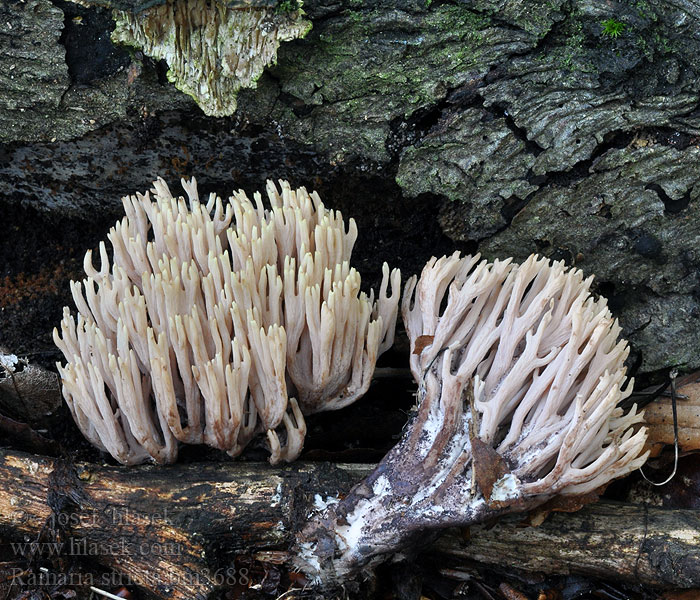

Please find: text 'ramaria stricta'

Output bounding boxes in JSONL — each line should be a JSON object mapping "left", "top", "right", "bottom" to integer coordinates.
{"left": 54, "top": 178, "right": 400, "bottom": 465}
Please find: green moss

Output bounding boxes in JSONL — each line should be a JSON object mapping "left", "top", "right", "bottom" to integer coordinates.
{"left": 543, "top": 5, "right": 596, "bottom": 75}
{"left": 559, "top": 18, "right": 586, "bottom": 71}
{"left": 652, "top": 31, "right": 672, "bottom": 54}
{"left": 600, "top": 18, "right": 627, "bottom": 38}
{"left": 515, "top": 1, "right": 561, "bottom": 38}
{"left": 277, "top": 0, "right": 301, "bottom": 12}
{"left": 346, "top": 10, "right": 364, "bottom": 27}
{"left": 633, "top": 0, "right": 657, "bottom": 21}
{"left": 270, "top": 4, "right": 507, "bottom": 161}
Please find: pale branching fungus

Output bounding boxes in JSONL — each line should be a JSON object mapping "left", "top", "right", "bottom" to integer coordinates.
{"left": 54, "top": 178, "right": 400, "bottom": 465}
{"left": 112, "top": 0, "right": 311, "bottom": 116}
{"left": 295, "top": 253, "right": 648, "bottom": 585}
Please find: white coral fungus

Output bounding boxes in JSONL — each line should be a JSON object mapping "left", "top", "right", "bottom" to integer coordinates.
{"left": 54, "top": 178, "right": 400, "bottom": 465}
{"left": 295, "top": 253, "right": 648, "bottom": 584}
{"left": 403, "top": 253, "right": 648, "bottom": 497}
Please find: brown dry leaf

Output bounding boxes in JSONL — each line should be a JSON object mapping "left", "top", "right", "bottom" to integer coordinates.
{"left": 527, "top": 509, "right": 549, "bottom": 528}
{"left": 537, "top": 590, "right": 562, "bottom": 600}
{"left": 413, "top": 335, "right": 434, "bottom": 355}
{"left": 499, "top": 583, "right": 528, "bottom": 600}
{"left": 0, "top": 353, "right": 61, "bottom": 424}
{"left": 466, "top": 379, "right": 514, "bottom": 507}
{"left": 470, "top": 436, "right": 510, "bottom": 504}
{"left": 525, "top": 487, "right": 604, "bottom": 527}
{"left": 644, "top": 371, "right": 700, "bottom": 457}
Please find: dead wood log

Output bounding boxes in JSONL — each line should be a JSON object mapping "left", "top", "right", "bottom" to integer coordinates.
{"left": 431, "top": 502, "right": 700, "bottom": 589}
{"left": 0, "top": 448, "right": 369, "bottom": 599}
{"left": 1, "top": 448, "right": 699, "bottom": 598}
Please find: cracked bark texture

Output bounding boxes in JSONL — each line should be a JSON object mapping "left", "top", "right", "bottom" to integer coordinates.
{"left": 1, "top": 448, "right": 699, "bottom": 599}
{"left": 1, "top": 0, "right": 699, "bottom": 375}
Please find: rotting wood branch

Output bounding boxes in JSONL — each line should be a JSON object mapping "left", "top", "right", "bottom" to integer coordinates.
{"left": 0, "top": 448, "right": 368, "bottom": 599}
{"left": 431, "top": 501, "right": 700, "bottom": 589}
{"left": 0, "top": 449, "right": 699, "bottom": 599}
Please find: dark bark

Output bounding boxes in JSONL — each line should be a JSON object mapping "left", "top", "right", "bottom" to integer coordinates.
{"left": 432, "top": 502, "right": 700, "bottom": 589}
{"left": 1, "top": 448, "right": 699, "bottom": 598}
{"left": 1, "top": 0, "right": 699, "bottom": 377}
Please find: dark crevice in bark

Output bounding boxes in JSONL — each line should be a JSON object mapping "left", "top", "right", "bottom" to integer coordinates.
{"left": 549, "top": 130, "right": 636, "bottom": 184}
{"left": 646, "top": 127, "right": 699, "bottom": 150}
{"left": 387, "top": 107, "right": 443, "bottom": 160}
{"left": 53, "top": 0, "right": 130, "bottom": 85}
{"left": 496, "top": 129, "right": 633, "bottom": 231}
{"left": 387, "top": 89, "right": 483, "bottom": 160}
{"left": 484, "top": 101, "right": 545, "bottom": 157}
{"left": 645, "top": 183, "right": 692, "bottom": 215}
{"left": 278, "top": 91, "right": 316, "bottom": 118}
{"left": 504, "top": 125, "right": 699, "bottom": 225}
{"left": 499, "top": 187, "right": 539, "bottom": 226}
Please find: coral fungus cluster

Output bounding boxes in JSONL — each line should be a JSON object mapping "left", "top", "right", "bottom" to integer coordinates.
{"left": 54, "top": 175, "right": 649, "bottom": 589}
{"left": 295, "top": 253, "right": 648, "bottom": 584}
{"left": 54, "top": 178, "right": 399, "bottom": 465}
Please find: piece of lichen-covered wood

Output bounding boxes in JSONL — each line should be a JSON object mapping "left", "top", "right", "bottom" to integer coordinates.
{"left": 0, "top": 448, "right": 368, "bottom": 599}
{"left": 2, "top": 448, "right": 699, "bottom": 596}
{"left": 432, "top": 501, "right": 700, "bottom": 588}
